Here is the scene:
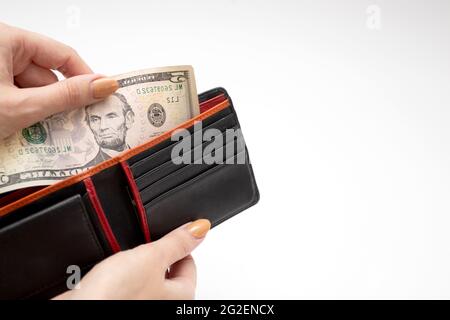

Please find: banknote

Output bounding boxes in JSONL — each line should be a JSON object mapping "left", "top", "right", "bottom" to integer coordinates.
{"left": 0, "top": 66, "right": 199, "bottom": 194}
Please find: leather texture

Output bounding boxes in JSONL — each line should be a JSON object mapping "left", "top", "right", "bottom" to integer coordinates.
{"left": 0, "top": 195, "right": 106, "bottom": 299}
{"left": 0, "top": 87, "right": 259, "bottom": 299}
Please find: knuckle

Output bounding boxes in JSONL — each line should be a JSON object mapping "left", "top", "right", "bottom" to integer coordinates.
{"left": 65, "top": 46, "right": 80, "bottom": 62}
{"left": 137, "top": 244, "right": 159, "bottom": 262}
{"left": 4, "top": 25, "right": 20, "bottom": 46}
{"left": 66, "top": 45, "right": 78, "bottom": 56}
{"left": 144, "top": 243, "right": 168, "bottom": 267}
{"left": 156, "top": 234, "right": 192, "bottom": 264}
{"left": 56, "top": 45, "right": 78, "bottom": 74}
{"left": 60, "top": 80, "right": 82, "bottom": 106}
{"left": 152, "top": 244, "right": 166, "bottom": 261}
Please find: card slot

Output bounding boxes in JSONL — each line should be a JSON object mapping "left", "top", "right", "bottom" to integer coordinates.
{"left": 139, "top": 133, "right": 244, "bottom": 201}
{"left": 128, "top": 106, "right": 232, "bottom": 171}
{"left": 143, "top": 152, "right": 258, "bottom": 241}
{"left": 139, "top": 145, "right": 246, "bottom": 206}
{"left": 135, "top": 123, "right": 241, "bottom": 191}
{"left": 130, "top": 112, "right": 238, "bottom": 178}
{"left": 128, "top": 105, "right": 233, "bottom": 168}
{"left": 135, "top": 158, "right": 184, "bottom": 191}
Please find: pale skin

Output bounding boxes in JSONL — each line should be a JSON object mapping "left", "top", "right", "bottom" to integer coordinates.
{"left": 0, "top": 22, "right": 209, "bottom": 299}
{"left": 55, "top": 221, "right": 209, "bottom": 300}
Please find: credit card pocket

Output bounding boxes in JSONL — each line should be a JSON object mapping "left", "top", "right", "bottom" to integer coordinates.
{"left": 134, "top": 122, "right": 241, "bottom": 191}
{"left": 129, "top": 110, "right": 237, "bottom": 178}
{"left": 139, "top": 135, "right": 245, "bottom": 206}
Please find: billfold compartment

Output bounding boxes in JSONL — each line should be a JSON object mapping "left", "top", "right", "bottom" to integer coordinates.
{"left": 0, "top": 194, "right": 106, "bottom": 299}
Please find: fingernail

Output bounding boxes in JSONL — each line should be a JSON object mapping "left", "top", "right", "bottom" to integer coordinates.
{"left": 187, "top": 219, "right": 211, "bottom": 239}
{"left": 92, "top": 78, "right": 119, "bottom": 99}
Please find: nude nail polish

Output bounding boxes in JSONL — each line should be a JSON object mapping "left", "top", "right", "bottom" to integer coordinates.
{"left": 92, "top": 78, "right": 119, "bottom": 99}
{"left": 187, "top": 219, "right": 211, "bottom": 238}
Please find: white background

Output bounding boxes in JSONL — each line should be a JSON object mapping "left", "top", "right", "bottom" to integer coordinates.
{"left": 2, "top": 0, "right": 450, "bottom": 299}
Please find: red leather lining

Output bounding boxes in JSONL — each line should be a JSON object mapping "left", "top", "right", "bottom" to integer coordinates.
{"left": 120, "top": 161, "right": 151, "bottom": 243}
{"left": 84, "top": 177, "right": 121, "bottom": 253}
{"left": 200, "top": 93, "right": 226, "bottom": 113}
{"left": 0, "top": 187, "right": 44, "bottom": 208}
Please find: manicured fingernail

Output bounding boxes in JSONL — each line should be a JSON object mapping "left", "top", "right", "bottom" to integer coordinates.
{"left": 187, "top": 219, "right": 211, "bottom": 239}
{"left": 92, "top": 78, "right": 119, "bottom": 99}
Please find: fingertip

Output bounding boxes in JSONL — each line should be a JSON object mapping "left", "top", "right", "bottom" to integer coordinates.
{"left": 91, "top": 77, "right": 119, "bottom": 99}
{"left": 186, "top": 219, "right": 211, "bottom": 239}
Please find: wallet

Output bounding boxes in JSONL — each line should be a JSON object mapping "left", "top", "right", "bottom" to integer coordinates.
{"left": 0, "top": 87, "right": 259, "bottom": 299}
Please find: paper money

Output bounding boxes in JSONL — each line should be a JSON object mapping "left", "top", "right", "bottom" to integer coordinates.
{"left": 0, "top": 66, "right": 199, "bottom": 194}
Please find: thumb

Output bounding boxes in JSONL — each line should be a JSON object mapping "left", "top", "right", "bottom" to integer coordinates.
{"left": 153, "top": 219, "right": 211, "bottom": 267}
{"left": 17, "top": 74, "right": 118, "bottom": 127}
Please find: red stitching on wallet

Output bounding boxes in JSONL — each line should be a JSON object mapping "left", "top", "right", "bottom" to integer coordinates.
{"left": 84, "top": 177, "right": 121, "bottom": 253}
{"left": 120, "top": 161, "right": 151, "bottom": 243}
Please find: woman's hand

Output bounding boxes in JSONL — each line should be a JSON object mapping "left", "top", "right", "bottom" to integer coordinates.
{"left": 0, "top": 22, "right": 118, "bottom": 139}
{"left": 54, "top": 219, "right": 211, "bottom": 300}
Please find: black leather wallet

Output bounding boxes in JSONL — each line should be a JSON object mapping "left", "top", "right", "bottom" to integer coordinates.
{"left": 0, "top": 87, "right": 259, "bottom": 299}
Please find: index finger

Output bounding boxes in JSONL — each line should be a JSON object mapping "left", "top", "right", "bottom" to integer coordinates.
{"left": 12, "top": 26, "right": 92, "bottom": 77}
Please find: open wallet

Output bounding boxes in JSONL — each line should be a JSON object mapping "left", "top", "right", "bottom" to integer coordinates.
{"left": 0, "top": 87, "right": 259, "bottom": 300}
